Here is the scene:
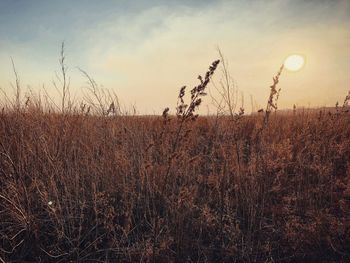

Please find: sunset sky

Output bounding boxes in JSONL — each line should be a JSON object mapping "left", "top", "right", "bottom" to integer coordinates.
{"left": 0, "top": 0, "right": 349, "bottom": 114}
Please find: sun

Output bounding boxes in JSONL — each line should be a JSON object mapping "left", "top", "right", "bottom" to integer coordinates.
{"left": 284, "top": 54, "right": 305, "bottom": 71}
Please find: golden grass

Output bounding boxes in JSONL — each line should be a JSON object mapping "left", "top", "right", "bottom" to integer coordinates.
{"left": 0, "top": 57, "right": 350, "bottom": 262}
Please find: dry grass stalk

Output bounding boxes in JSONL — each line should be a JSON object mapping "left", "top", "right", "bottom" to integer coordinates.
{"left": 0, "top": 48, "right": 349, "bottom": 263}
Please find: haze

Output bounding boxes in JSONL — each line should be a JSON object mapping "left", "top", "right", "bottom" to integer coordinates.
{"left": 0, "top": 0, "right": 349, "bottom": 114}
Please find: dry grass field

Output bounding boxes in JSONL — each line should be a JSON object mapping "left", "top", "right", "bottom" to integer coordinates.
{"left": 0, "top": 59, "right": 350, "bottom": 262}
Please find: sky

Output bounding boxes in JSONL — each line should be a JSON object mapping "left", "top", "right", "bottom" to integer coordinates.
{"left": 0, "top": 0, "right": 349, "bottom": 114}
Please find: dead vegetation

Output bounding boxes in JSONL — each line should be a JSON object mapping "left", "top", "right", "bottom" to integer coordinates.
{"left": 0, "top": 49, "right": 350, "bottom": 262}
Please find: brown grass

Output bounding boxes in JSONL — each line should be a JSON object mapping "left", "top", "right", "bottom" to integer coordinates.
{"left": 0, "top": 57, "right": 350, "bottom": 262}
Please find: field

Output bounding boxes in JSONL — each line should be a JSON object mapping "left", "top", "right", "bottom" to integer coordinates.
{"left": 0, "top": 59, "right": 350, "bottom": 262}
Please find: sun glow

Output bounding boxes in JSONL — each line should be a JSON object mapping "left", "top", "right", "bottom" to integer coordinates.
{"left": 284, "top": 54, "right": 305, "bottom": 71}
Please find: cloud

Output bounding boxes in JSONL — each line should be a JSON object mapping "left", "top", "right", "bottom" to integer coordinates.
{"left": 0, "top": 0, "right": 349, "bottom": 113}
{"left": 75, "top": 0, "right": 349, "bottom": 112}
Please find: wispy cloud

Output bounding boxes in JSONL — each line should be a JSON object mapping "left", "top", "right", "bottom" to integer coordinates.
{"left": 0, "top": 0, "right": 349, "bottom": 113}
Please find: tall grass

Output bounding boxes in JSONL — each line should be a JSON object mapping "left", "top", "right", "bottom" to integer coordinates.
{"left": 0, "top": 52, "right": 349, "bottom": 262}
